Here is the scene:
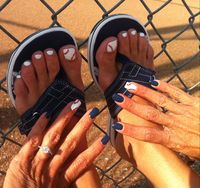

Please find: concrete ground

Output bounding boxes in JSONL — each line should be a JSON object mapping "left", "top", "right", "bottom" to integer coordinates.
{"left": 0, "top": 0, "right": 199, "bottom": 187}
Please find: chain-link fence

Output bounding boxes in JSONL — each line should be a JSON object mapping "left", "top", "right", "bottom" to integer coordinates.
{"left": 0, "top": 0, "right": 199, "bottom": 187}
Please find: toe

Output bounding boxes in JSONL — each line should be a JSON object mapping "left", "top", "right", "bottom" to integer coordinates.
{"left": 44, "top": 48, "right": 60, "bottom": 83}
{"left": 137, "top": 32, "right": 148, "bottom": 66}
{"left": 128, "top": 29, "right": 138, "bottom": 62}
{"left": 59, "top": 45, "right": 84, "bottom": 91}
{"left": 14, "top": 74, "right": 29, "bottom": 115}
{"left": 96, "top": 37, "right": 118, "bottom": 91}
{"left": 32, "top": 51, "right": 49, "bottom": 94}
{"left": 20, "top": 60, "right": 39, "bottom": 105}
{"left": 117, "top": 31, "right": 131, "bottom": 59}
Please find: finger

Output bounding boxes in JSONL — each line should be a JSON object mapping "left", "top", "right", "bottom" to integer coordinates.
{"left": 112, "top": 122, "right": 169, "bottom": 145}
{"left": 113, "top": 93, "right": 180, "bottom": 129}
{"left": 33, "top": 100, "right": 81, "bottom": 180}
{"left": 47, "top": 108, "right": 100, "bottom": 178}
{"left": 64, "top": 135, "right": 109, "bottom": 183}
{"left": 18, "top": 113, "right": 49, "bottom": 170}
{"left": 150, "top": 80, "right": 195, "bottom": 105}
{"left": 124, "top": 82, "right": 186, "bottom": 114}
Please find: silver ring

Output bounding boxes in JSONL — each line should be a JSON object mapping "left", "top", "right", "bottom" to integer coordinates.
{"left": 38, "top": 145, "right": 53, "bottom": 156}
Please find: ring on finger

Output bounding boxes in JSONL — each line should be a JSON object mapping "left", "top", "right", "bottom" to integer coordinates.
{"left": 38, "top": 145, "right": 53, "bottom": 156}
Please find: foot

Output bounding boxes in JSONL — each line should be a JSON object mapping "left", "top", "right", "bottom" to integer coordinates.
{"left": 14, "top": 46, "right": 84, "bottom": 115}
{"left": 96, "top": 29, "right": 155, "bottom": 163}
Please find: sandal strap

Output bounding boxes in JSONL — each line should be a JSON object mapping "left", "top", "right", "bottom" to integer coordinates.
{"left": 105, "top": 54, "right": 155, "bottom": 118}
{"left": 19, "top": 78, "right": 86, "bottom": 135}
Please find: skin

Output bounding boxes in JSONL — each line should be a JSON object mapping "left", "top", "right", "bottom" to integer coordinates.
{"left": 95, "top": 29, "right": 200, "bottom": 187}
{"left": 3, "top": 105, "right": 106, "bottom": 188}
{"left": 5, "top": 46, "right": 102, "bottom": 187}
{"left": 114, "top": 81, "right": 200, "bottom": 159}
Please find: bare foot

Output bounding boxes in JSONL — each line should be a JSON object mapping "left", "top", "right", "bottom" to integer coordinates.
{"left": 14, "top": 46, "right": 84, "bottom": 115}
{"left": 96, "top": 29, "right": 155, "bottom": 163}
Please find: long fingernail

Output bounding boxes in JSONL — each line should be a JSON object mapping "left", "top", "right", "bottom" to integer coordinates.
{"left": 124, "top": 82, "right": 137, "bottom": 91}
{"left": 150, "top": 80, "right": 159, "bottom": 86}
{"left": 112, "top": 122, "right": 123, "bottom": 130}
{"left": 89, "top": 107, "right": 99, "bottom": 119}
{"left": 112, "top": 93, "right": 124, "bottom": 103}
{"left": 23, "top": 60, "right": 31, "bottom": 66}
{"left": 71, "top": 99, "right": 81, "bottom": 111}
{"left": 107, "top": 40, "right": 117, "bottom": 53}
{"left": 63, "top": 48, "right": 76, "bottom": 61}
{"left": 101, "top": 134, "right": 110, "bottom": 145}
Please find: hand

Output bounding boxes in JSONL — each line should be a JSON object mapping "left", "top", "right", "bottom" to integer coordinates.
{"left": 112, "top": 80, "right": 200, "bottom": 158}
{"left": 4, "top": 101, "right": 109, "bottom": 188}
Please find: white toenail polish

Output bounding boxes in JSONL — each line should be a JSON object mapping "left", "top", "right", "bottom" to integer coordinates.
{"left": 16, "top": 74, "right": 21, "bottom": 79}
{"left": 107, "top": 40, "right": 117, "bottom": 53}
{"left": 71, "top": 99, "right": 81, "bottom": 111}
{"left": 139, "top": 32, "right": 145, "bottom": 37}
{"left": 47, "top": 50, "right": 54, "bottom": 55}
{"left": 131, "top": 30, "right": 137, "bottom": 35}
{"left": 122, "top": 32, "right": 127, "bottom": 37}
{"left": 24, "top": 61, "right": 31, "bottom": 66}
{"left": 35, "top": 54, "right": 42, "bottom": 59}
{"left": 124, "top": 82, "right": 137, "bottom": 90}
{"left": 63, "top": 48, "right": 76, "bottom": 61}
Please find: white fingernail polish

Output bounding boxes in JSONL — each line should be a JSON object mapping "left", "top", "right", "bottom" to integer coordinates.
{"left": 122, "top": 32, "right": 127, "bottom": 37}
{"left": 139, "top": 32, "right": 145, "bottom": 37}
{"left": 63, "top": 48, "right": 76, "bottom": 61}
{"left": 131, "top": 30, "right": 137, "bottom": 35}
{"left": 71, "top": 99, "right": 81, "bottom": 111}
{"left": 124, "top": 82, "right": 137, "bottom": 90}
{"left": 107, "top": 40, "right": 117, "bottom": 53}
{"left": 23, "top": 61, "right": 31, "bottom": 66}
{"left": 35, "top": 54, "right": 42, "bottom": 59}
{"left": 46, "top": 50, "right": 54, "bottom": 56}
{"left": 16, "top": 74, "right": 21, "bottom": 79}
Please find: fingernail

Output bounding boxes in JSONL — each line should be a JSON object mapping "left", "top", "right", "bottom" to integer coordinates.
{"left": 45, "top": 111, "right": 52, "bottom": 119}
{"left": 112, "top": 93, "right": 124, "bottom": 103}
{"left": 150, "top": 80, "right": 159, "bottom": 86}
{"left": 101, "top": 134, "right": 110, "bottom": 145}
{"left": 112, "top": 122, "right": 123, "bottom": 130}
{"left": 23, "top": 60, "right": 31, "bottom": 66}
{"left": 89, "top": 107, "right": 99, "bottom": 119}
{"left": 124, "top": 82, "right": 137, "bottom": 91}
{"left": 46, "top": 50, "right": 54, "bottom": 56}
{"left": 107, "top": 40, "right": 117, "bottom": 53}
{"left": 131, "top": 30, "right": 137, "bottom": 35}
{"left": 35, "top": 54, "right": 42, "bottom": 60}
{"left": 63, "top": 48, "right": 76, "bottom": 61}
{"left": 139, "top": 32, "right": 145, "bottom": 37}
{"left": 122, "top": 32, "right": 128, "bottom": 37}
{"left": 71, "top": 99, "right": 81, "bottom": 111}
{"left": 16, "top": 74, "right": 21, "bottom": 79}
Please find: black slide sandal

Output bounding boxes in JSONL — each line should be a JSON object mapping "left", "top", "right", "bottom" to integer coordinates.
{"left": 88, "top": 14, "right": 156, "bottom": 146}
{"left": 7, "top": 27, "right": 86, "bottom": 135}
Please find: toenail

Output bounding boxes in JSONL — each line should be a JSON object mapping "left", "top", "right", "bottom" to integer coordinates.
{"left": 131, "top": 30, "right": 137, "bottom": 35}
{"left": 122, "top": 32, "right": 128, "bottom": 37}
{"left": 63, "top": 48, "right": 76, "bottom": 61}
{"left": 107, "top": 40, "right": 117, "bottom": 53}
{"left": 23, "top": 61, "right": 31, "bottom": 66}
{"left": 139, "top": 32, "right": 145, "bottom": 37}
{"left": 16, "top": 74, "right": 21, "bottom": 79}
{"left": 124, "top": 82, "right": 137, "bottom": 91}
{"left": 35, "top": 54, "right": 42, "bottom": 59}
{"left": 71, "top": 99, "right": 81, "bottom": 111}
{"left": 46, "top": 50, "right": 54, "bottom": 56}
